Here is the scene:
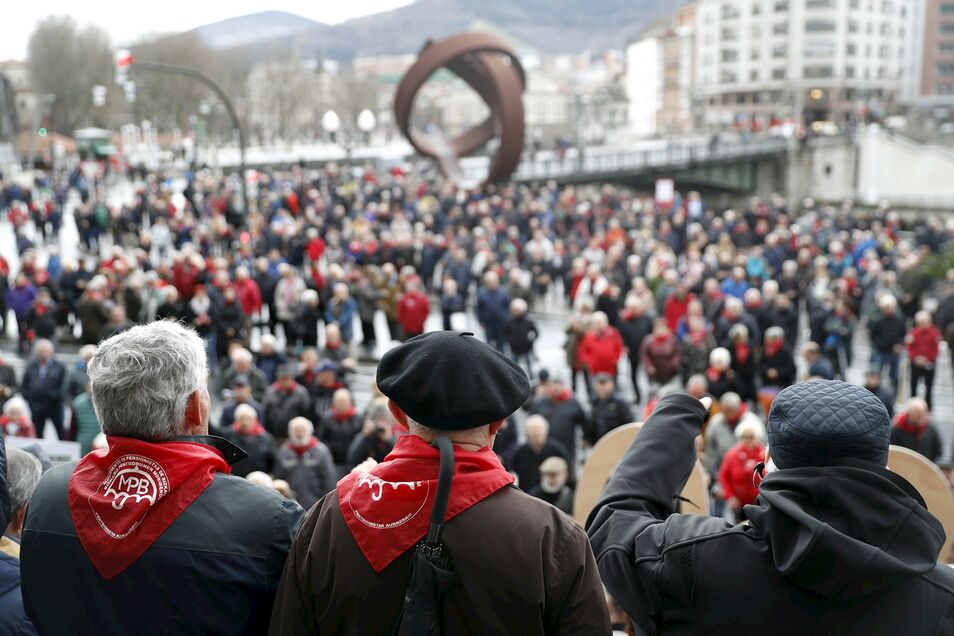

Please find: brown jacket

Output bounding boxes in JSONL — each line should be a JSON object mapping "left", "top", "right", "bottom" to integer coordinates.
{"left": 270, "top": 485, "right": 611, "bottom": 635}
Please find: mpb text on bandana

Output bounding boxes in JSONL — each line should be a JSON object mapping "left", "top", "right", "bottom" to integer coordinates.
{"left": 68, "top": 436, "right": 230, "bottom": 579}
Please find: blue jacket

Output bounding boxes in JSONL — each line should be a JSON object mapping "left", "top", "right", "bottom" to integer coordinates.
{"left": 477, "top": 287, "right": 512, "bottom": 330}
{"left": 325, "top": 297, "right": 358, "bottom": 343}
{"left": 21, "top": 436, "right": 304, "bottom": 635}
{"left": 0, "top": 551, "right": 35, "bottom": 635}
{"left": 6, "top": 285, "right": 36, "bottom": 321}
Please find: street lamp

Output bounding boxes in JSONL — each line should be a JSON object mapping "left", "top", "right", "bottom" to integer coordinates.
{"left": 357, "top": 109, "right": 376, "bottom": 144}
{"left": 322, "top": 110, "right": 341, "bottom": 144}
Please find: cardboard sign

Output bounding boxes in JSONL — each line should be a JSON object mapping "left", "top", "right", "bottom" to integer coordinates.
{"left": 573, "top": 422, "right": 709, "bottom": 526}
{"left": 887, "top": 445, "right": 954, "bottom": 563}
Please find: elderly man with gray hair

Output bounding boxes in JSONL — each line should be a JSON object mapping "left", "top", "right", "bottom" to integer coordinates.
{"left": 0, "top": 442, "right": 40, "bottom": 635}
{"left": 20, "top": 321, "right": 304, "bottom": 635}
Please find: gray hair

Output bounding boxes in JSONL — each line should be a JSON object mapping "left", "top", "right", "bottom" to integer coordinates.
{"left": 88, "top": 321, "right": 208, "bottom": 442}
{"left": 7, "top": 447, "right": 42, "bottom": 514}
{"left": 3, "top": 396, "right": 30, "bottom": 419}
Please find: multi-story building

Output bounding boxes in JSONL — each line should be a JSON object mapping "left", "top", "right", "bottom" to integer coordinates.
{"left": 625, "top": 4, "right": 698, "bottom": 137}
{"left": 694, "top": 0, "right": 923, "bottom": 129}
{"left": 922, "top": 0, "right": 954, "bottom": 96}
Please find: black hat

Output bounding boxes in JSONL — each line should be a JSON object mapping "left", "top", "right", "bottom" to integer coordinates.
{"left": 767, "top": 380, "right": 890, "bottom": 469}
{"left": 376, "top": 331, "right": 530, "bottom": 431}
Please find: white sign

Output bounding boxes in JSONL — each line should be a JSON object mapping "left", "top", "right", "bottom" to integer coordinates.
{"left": 6, "top": 436, "right": 81, "bottom": 464}
{"left": 655, "top": 178, "right": 675, "bottom": 208}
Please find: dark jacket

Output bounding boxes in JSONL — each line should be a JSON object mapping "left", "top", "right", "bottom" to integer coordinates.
{"left": 618, "top": 313, "right": 654, "bottom": 359}
{"left": 869, "top": 313, "right": 907, "bottom": 353}
{"left": 504, "top": 314, "right": 539, "bottom": 355}
{"left": 317, "top": 412, "right": 363, "bottom": 468}
{"left": 273, "top": 442, "right": 338, "bottom": 510}
{"left": 586, "top": 394, "right": 634, "bottom": 445}
{"left": 588, "top": 393, "right": 954, "bottom": 636}
{"left": 262, "top": 384, "right": 312, "bottom": 439}
{"left": 269, "top": 482, "right": 610, "bottom": 635}
{"left": 526, "top": 396, "right": 587, "bottom": 464}
{"left": 21, "top": 359, "right": 65, "bottom": 407}
{"left": 510, "top": 438, "right": 570, "bottom": 492}
{"left": 891, "top": 423, "right": 943, "bottom": 463}
{"left": 758, "top": 347, "right": 796, "bottom": 388}
{"left": 0, "top": 552, "right": 34, "bottom": 635}
{"left": 21, "top": 438, "right": 305, "bottom": 636}
{"left": 219, "top": 428, "right": 277, "bottom": 478}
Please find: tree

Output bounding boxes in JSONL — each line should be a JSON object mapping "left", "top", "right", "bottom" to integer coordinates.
{"left": 27, "top": 16, "right": 112, "bottom": 133}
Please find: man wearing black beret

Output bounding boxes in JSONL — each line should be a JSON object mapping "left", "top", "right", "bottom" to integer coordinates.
{"left": 271, "top": 331, "right": 611, "bottom": 635}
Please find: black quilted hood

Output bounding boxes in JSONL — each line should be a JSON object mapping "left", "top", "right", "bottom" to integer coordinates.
{"left": 746, "top": 462, "right": 945, "bottom": 600}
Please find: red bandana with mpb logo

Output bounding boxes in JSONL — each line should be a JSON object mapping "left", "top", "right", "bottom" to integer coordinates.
{"left": 68, "top": 436, "right": 231, "bottom": 579}
{"left": 337, "top": 434, "right": 514, "bottom": 572}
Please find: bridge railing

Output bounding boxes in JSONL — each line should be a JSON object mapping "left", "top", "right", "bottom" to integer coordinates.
{"left": 514, "top": 137, "right": 790, "bottom": 181}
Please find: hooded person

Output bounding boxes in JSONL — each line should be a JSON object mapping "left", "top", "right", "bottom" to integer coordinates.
{"left": 270, "top": 331, "right": 610, "bottom": 635}
{"left": 20, "top": 321, "right": 304, "bottom": 635}
{"left": 588, "top": 380, "right": 954, "bottom": 634}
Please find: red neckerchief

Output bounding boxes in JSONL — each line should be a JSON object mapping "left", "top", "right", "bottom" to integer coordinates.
{"left": 706, "top": 367, "right": 724, "bottom": 383}
{"left": 232, "top": 420, "right": 266, "bottom": 436}
{"left": 688, "top": 329, "right": 708, "bottom": 346}
{"left": 553, "top": 388, "right": 573, "bottom": 402}
{"left": 895, "top": 413, "right": 927, "bottom": 435}
{"left": 735, "top": 342, "right": 750, "bottom": 364}
{"left": 337, "top": 434, "right": 514, "bottom": 572}
{"left": 291, "top": 437, "right": 320, "bottom": 456}
{"left": 764, "top": 339, "right": 784, "bottom": 357}
{"left": 273, "top": 381, "right": 300, "bottom": 394}
{"left": 726, "top": 403, "right": 748, "bottom": 429}
{"left": 68, "top": 436, "right": 230, "bottom": 579}
{"left": 333, "top": 406, "right": 357, "bottom": 422}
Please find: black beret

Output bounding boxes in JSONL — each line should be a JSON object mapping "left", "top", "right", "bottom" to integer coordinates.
{"left": 376, "top": 331, "right": 530, "bottom": 431}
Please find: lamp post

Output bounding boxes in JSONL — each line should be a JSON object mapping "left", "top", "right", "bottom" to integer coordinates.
{"left": 357, "top": 109, "right": 376, "bottom": 145}
{"left": 125, "top": 59, "right": 249, "bottom": 218}
{"left": 321, "top": 110, "right": 341, "bottom": 143}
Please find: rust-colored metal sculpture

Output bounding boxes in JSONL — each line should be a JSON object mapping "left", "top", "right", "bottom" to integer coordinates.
{"left": 394, "top": 32, "right": 526, "bottom": 187}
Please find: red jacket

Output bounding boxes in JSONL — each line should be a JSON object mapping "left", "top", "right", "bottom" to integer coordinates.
{"left": 398, "top": 291, "right": 430, "bottom": 336}
{"left": 640, "top": 333, "right": 682, "bottom": 383}
{"left": 906, "top": 325, "right": 941, "bottom": 365}
{"left": 718, "top": 442, "right": 765, "bottom": 506}
{"left": 577, "top": 327, "right": 624, "bottom": 375}
{"left": 664, "top": 294, "right": 695, "bottom": 332}
{"left": 172, "top": 263, "right": 202, "bottom": 301}
{"left": 234, "top": 278, "right": 263, "bottom": 315}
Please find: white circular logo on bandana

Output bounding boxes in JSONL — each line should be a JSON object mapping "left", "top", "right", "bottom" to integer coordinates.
{"left": 90, "top": 455, "right": 170, "bottom": 540}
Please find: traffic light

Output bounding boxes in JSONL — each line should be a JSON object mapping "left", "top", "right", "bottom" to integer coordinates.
{"left": 114, "top": 49, "right": 134, "bottom": 86}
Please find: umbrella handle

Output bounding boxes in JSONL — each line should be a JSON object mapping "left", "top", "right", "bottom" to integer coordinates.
{"left": 426, "top": 436, "right": 455, "bottom": 545}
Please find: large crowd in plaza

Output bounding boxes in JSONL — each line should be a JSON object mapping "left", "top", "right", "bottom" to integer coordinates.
{"left": 2, "top": 158, "right": 954, "bottom": 633}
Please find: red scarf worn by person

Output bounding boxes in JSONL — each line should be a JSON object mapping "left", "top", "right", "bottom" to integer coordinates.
{"left": 764, "top": 338, "right": 784, "bottom": 358}
{"left": 337, "top": 434, "right": 513, "bottom": 572}
{"left": 68, "top": 436, "right": 230, "bottom": 579}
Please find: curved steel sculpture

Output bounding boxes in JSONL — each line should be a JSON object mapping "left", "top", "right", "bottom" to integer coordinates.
{"left": 394, "top": 32, "right": 526, "bottom": 188}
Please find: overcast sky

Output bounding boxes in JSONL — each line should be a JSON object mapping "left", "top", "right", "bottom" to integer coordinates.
{"left": 2, "top": 1, "right": 413, "bottom": 61}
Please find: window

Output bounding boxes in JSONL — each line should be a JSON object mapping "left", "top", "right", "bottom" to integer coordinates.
{"left": 807, "top": 0, "right": 835, "bottom": 7}
{"left": 751, "top": 47, "right": 761, "bottom": 60}
{"left": 721, "top": 48, "right": 739, "bottom": 62}
{"left": 848, "top": 20, "right": 859, "bottom": 33}
{"left": 722, "top": 4, "right": 740, "bottom": 19}
{"left": 940, "top": 42, "right": 954, "bottom": 55}
{"left": 879, "top": 45, "right": 891, "bottom": 59}
{"left": 846, "top": 42, "right": 857, "bottom": 55}
{"left": 880, "top": 23, "right": 892, "bottom": 36}
{"left": 750, "top": 69, "right": 760, "bottom": 81}
{"left": 773, "top": 44, "right": 788, "bottom": 58}
{"left": 938, "top": 83, "right": 954, "bottom": 94}
{"left": 721, "top": 26, "right": 738, "bottom": 40}
{"left": 806, "top": 19, "right": 836, "bottom": 32}
{"left": 805, "top": 65, "right": 835, "bottom": 78}
{"left": 720, "top": 69, "right": 738, "bottom": 83}
{"left": 804, "top": 41, "right": 836, "bottom": 58}
{"left": 939, "top": 63, "right": 954, "bottom": 75}
{"left": 774, "top": 22, "right": 788, "bottom": 34}
{"left": 774, "top": 0, "right": 789, "bottom": 11}
{"left": 942, "top": 23, "right": 954, "bottom": 34}
{"left": 772, "top": 67, "right": 787, "bottom": 80}
{"left": 736, "top": 93, "right": 747, "bottom": 104}
{"left": 850, "top": 0, "right": 859, "bottom": 7}
{"left": 752, "top": 3, "right": 762, "bottom": 15}
{"left": 943, "top": 3, "right": 954, "bottom": 15}
{"left": 751, "top": 24, "right": 762, "bottom": 37}
{"left": 846, "top": 65, "right": 856, "bottom": 78}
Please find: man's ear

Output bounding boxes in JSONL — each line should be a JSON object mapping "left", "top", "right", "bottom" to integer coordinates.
{"left": 11, "top": 503, "right": 28, "bottom": 535}
{"left": 387, "top": 399, "right": 410, "bottom": 432}
{"left": 488, "top": 420, "right": 504, "bottom": 436}
{"left": 183, "top": 389, "right": 204, "bottom": 436}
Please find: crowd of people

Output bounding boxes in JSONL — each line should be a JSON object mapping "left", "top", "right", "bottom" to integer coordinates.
{"left": 0, "top": 161, "right": 952, "bottom": 514}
